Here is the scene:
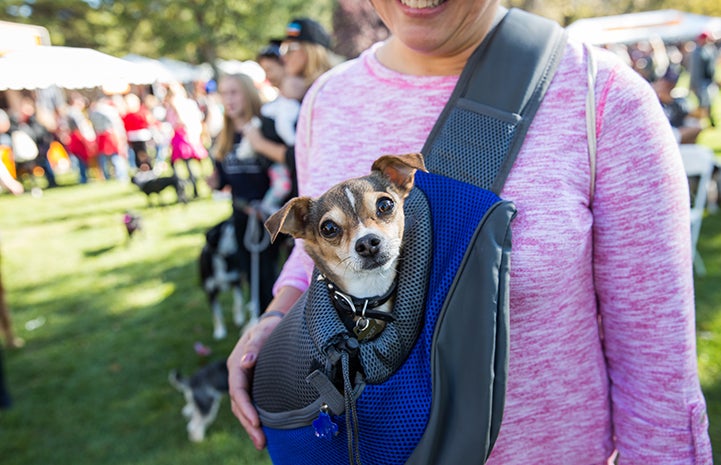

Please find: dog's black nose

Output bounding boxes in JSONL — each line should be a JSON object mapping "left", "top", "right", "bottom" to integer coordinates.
{"left": 355, "top": 234, "right": 382, "bottom": 257}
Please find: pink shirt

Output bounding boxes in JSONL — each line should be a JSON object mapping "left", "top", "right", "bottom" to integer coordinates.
{"left": 274, "top": 39, "right": 712, "bottom": 464}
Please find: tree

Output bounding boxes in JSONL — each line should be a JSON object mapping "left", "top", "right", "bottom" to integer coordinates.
{"left": 1, "top": 0, "right": 335, "bottom": 63}
{"left": 3, "top": 1, "right": 720, "bottom": 64}
{"left": 502, "top": 0, "right": 721, "bottom": 25}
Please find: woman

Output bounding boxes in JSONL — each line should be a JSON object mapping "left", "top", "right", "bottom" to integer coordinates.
{"left": 209, "top": 73, "right": 281, "bottom": 313}
{"left": 229, "top": 2, "right": 712, "bottom": 463}
{"left": 244, "top": 18, "right": 336, "bottom": 199}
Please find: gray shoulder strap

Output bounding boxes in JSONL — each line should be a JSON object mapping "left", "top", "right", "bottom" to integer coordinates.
{"left": 421, "top": 7, "right": 567, "bottom": 193}
{"left": 407, "top": 9, "right": 567, "bottom": 465}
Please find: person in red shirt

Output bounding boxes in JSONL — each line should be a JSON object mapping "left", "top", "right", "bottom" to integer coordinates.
{"left": 122, "top": 93, "right": 154, "bottom": 171}
{"left": 63, "top": 118, "right": 97, "bottom": 184}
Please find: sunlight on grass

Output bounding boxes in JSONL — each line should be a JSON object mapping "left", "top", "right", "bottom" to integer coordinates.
{"left": 0, "top": 180, "right": 261, "bottom": 465}
{"left": 119, "top": 281, "right": 176, "bottom": 313}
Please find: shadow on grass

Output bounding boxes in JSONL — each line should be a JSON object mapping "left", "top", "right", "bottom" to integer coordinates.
{"left": 1, "top": 174, "right": 262, "bottom": 465}
{"left": 695, "top": 212, "right": 721, "bottom": 330}
{"left": 83, "top": 245, "right": 120, "bottom": 257}
{"left": 2, "top": 288, "right": 244, "bottom": 464}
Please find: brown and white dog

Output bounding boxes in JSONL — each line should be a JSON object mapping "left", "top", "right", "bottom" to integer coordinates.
{"left": 264, "top": 153, "right": 426, "bottom": 340}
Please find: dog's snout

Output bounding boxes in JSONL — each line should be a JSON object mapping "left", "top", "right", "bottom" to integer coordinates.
{"left": 355, "top": 234, "right": 382, "bottom": 257}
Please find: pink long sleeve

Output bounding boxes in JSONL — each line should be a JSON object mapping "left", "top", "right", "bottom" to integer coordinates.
{"left": 591, "top": 58, "right": 711, "bottom": 463}
{"left": 271, "top": 39, "right": 712, "bottom": 463}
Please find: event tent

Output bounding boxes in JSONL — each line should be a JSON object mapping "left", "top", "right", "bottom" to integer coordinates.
{"left": 0, "top": 45, "right": 154, "bottom": 91}
{"left": 566, "top": 9, "right": 721, "bottom": 45}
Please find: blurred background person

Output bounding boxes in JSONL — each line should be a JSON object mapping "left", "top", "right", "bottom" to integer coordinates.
{"left": 208, "top": 73, "right": 284, "bottom": 312}
{"left": 689, "top": 31, "right": 718, "bottom": 127}
{"left": 122, "top": 92, "right": 154, "bottom": 171}
{"left": 9, "top": 96, "right": 57, "bottom": 189}
{"left": 89, "top": 96, "right": 129, "bottom": 182}
{"left": 653, "top": 65, "right": 702, "bottom": 144}
{"left": 245, "top": 18, "right": 337, "bottom": 201}
{"left": 164, "top": 83, "right": 207, "bottom": 198}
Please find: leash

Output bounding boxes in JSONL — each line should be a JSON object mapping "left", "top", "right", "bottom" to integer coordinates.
{"left": 238, "top": 199, "right": 271, "bottom": 317}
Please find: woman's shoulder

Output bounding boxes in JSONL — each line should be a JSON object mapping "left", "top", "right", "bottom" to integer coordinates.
{"left": 552, "top": 37, "right": 658, "bottom": 115}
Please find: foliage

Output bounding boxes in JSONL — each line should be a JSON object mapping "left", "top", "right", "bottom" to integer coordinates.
{"left": 502, "top": 0, "right": 721, "bottom": 25}
{"left": 0, "top": 0, "right": 334, "bottom": 63}
{"left": 2, "top": 1, "right": 718, "bottom": 64}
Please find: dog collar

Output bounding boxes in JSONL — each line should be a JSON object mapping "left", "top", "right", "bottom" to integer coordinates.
{"left": 319, "top": 275, "right": 397, "bottom": 323}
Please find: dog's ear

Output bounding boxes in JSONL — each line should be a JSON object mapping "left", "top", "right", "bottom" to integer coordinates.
{"left": 372, "top": 153, "right": 427, "bottom": 196}
{"left": 264, "top": 197, "right": 312, "bottom": 242}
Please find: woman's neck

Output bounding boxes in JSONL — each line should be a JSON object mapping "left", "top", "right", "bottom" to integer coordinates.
{"left": 375, "top": 41, "right": 469, "bottom": 75}
{"left": 374, "top": 16, "right": 496, "bottom": 76}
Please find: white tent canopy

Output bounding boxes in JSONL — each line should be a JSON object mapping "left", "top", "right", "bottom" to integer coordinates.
{"left": 121, "top": 54, "right": 178, "bottom": 83}
{"left": 0, "top": 45, "right": 155, "bottom": 91}
{"left": 216, "top": 59, "right": 266, "bottom": 84}
{"left": 157, "top": 57, "right": 212, "bottom": 83}
{"left": 567, "top": 10, "right": 721, "bottom": 45}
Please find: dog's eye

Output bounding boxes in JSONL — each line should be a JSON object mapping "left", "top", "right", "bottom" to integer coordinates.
{"left": 376, "top": 197, "right": 395, "bottom": 216}
{"left": 319, "top": 220, "right": 340, "bottom": 238}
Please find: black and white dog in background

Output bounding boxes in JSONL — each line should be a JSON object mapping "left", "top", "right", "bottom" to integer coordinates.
{"left": 199, "top": 219, "right": 248, "bottom": 339}
{"left": 168, "top": 360, "right": 228, "bottom": 442}
{"left": 131, "top": 170, "right": 188, "bottom": 206}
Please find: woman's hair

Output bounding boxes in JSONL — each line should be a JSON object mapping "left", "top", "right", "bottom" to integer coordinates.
{"left": 298, "top": 42, "right": 334, "bottom": 90}
{"left": 214, "top": 73, "right": 262, "bottom": 161}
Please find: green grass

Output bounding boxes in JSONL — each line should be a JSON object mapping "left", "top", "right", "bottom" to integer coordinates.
{"left": 0, "top": 176, "right": 272, "bottom": 465}
{"left": 695, "top": 105, "right": 721, "bottom": 462}
{"left": 1, "top": 131, "right": 720, "bottom": 462}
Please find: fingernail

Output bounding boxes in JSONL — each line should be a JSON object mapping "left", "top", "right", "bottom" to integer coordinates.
{"left": 242, "top": 353, "right": 256, "bottom": 364}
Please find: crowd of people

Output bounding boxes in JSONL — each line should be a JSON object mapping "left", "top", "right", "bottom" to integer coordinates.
{"left": 0, "top": 86, "right": 217, "bottom": 191}
{"left": 0, "top": 15, "right": 338, "bottom": 413}
{"left": 0, "top": 20, "right": 350, "bottom": 203}
{"left": 605, "top": 32, "right": 719, "bottom": 143}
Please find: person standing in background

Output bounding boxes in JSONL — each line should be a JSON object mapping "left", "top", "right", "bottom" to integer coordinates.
{"left": 690, "top": 31, "right": 718, "bottom": 127}
{"left": 244, "top": 18, "right": 337, "bottom": 200}
{"left": 164, "top": 83, "right": 208, "bottom": 198}
{"left": 208, "top": 73, "right": 283, "bottom": 312}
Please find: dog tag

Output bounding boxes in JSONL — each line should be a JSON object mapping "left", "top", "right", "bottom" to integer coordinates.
{"left": 313, "top": 404, "right": 338, "bottom": 440}
{"left": 353, "top": 317, "right": 383, "bottom": 341}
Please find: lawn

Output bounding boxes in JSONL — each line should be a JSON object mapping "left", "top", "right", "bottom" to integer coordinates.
{"left": 0, "top": 172, "right": 273, "bottom": 465}
{"left": 1, "top": 134, "right": 720, "bottom": 464}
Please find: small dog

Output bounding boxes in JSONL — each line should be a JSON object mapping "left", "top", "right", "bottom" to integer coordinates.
{"left": 199, "top": 219, "right": 247, "bottom": 339}
{"left": 131, "top": 170, "right": 187, "bottom": 206}
{"left": 168, "top": 360, "right": 228, "bottom": 442}
{"left": 123, "top": 211, "right": 142, "bottom": 239}
{"left": 264, "top": 153, "right": 426, "bottom": 340}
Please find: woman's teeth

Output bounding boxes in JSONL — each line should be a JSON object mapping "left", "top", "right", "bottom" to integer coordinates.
{"left": 400, "top": 0, "right": 447, "bottom": 9}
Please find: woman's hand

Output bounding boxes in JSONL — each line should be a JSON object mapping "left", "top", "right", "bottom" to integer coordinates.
{"left": 227, "top": 314, "right": 282, "bottom": 450}
{"left": 242, "top": 123, "right": 262, "bottom": 148}
{"left": 242, "top": 122, "right": 287, "bottom": 164}
{"left": 227, "top": 285, "right": 303, "bottom": 450}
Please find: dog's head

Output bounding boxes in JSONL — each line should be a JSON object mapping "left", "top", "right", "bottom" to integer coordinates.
{"left": 265, "top": 153, "right": 426, "bottom": 292}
